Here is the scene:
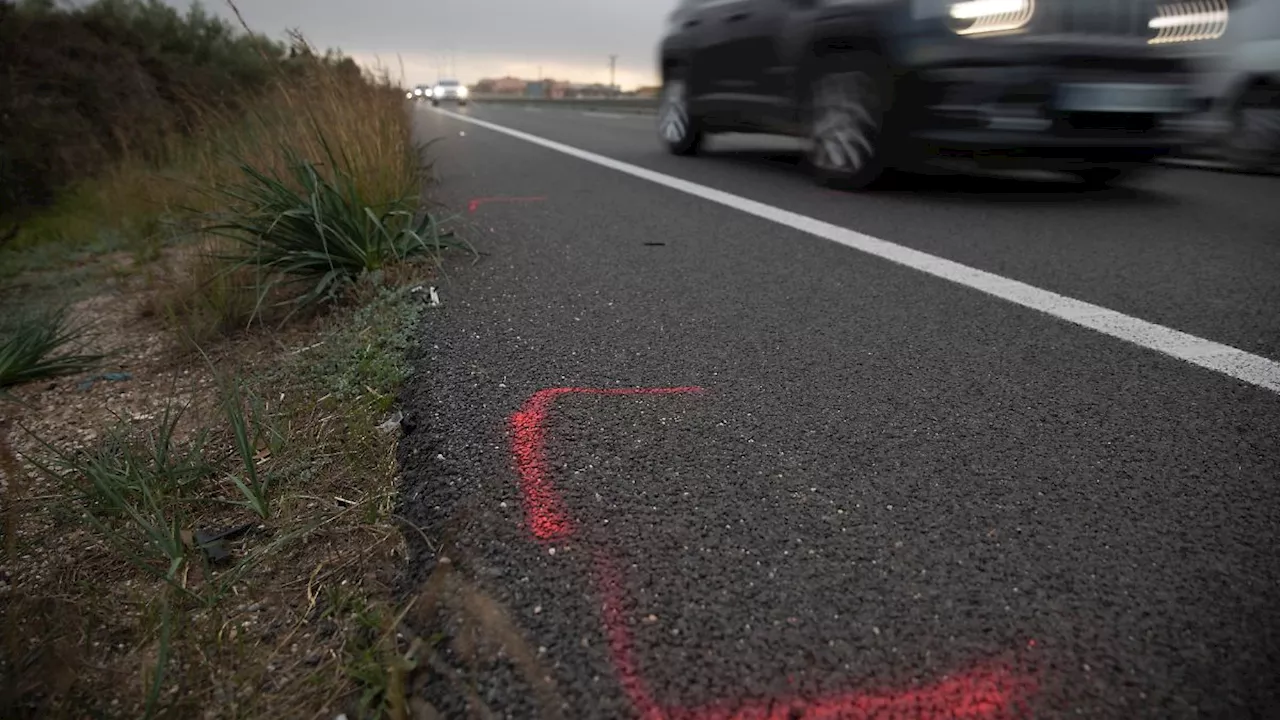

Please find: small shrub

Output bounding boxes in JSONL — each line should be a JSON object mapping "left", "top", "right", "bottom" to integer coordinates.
{"left": 0, "top": 307, "right": 104, "bottom": 390}
{"left": 210, "top": 148, "right": 458, "bottom": 310}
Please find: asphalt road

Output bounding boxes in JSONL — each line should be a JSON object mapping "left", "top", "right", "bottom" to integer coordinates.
{"left": 399, "top": 102, "right": 1280, "bottom": 720}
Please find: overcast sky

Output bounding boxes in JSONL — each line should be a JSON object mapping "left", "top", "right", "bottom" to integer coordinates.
{"left": 166, "top": 0, "right": 673, "bottom": 89}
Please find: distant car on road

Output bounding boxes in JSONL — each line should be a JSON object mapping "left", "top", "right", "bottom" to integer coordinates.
{"left": 432, "top": 80, "right": 469, "bottom": 107}
{"left": 657, "top": 0, "right": 1212, "bottom": 188}
{"left": 1189, "top": 0, "right": 1280, "bottom": 171}
{"left": 409, "top": 84, "right": 434, "bottom": 102}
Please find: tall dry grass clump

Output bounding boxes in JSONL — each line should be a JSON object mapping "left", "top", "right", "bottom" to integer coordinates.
{"left": 155, "top": 56, "right": 455, "bottom": 336}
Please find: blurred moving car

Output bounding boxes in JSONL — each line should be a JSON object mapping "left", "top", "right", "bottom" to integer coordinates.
{"left": 431, "top": 80, "right": 469, "bottom": 107}
{"left": 408, "top": 84, "right": 434, "bottom": 102}
{"left": 657, "top": 0, "right": 1216, "bottom": 188}
{"left": 1189, "top": 0, "right": 1280, "bottom": 171}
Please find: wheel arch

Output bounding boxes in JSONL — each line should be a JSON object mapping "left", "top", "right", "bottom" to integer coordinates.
{"left": 1223, "top": 72, "right": 1280, "bottom": 111}
{"left": 795, "top": 36, "right": 897, "bottom": 118}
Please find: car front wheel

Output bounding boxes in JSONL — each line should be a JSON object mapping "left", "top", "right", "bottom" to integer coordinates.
{"left": 1222, "top": 84, "right": 1280, "bottom": 173}
{"left": 658, "top": 78, "right": 702, "bottom": 156}
{"left": 806, "top": 60, "right": 889, "bottom": 190}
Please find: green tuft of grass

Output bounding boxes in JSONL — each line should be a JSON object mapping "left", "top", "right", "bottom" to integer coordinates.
{"left": 220, "top": 379, "right": 283, "bottom": 519}
{"left": 209, "top": 146, "right": 459, "bottom": 311}
{"left": 0, "top": 307, "right": 105, "bottom": 390}
{"left": 25, "top": 405, "right": 211, "bottom": 593}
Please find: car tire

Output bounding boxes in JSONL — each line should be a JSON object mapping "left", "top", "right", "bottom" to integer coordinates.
{"left": 805, "top": 56, "right": 891, "bottom": 191}
{"left": 658, "top": 77, "right": 702, "bottom": 156}
{"left": 431, "top": 100, "right": 440, "bottom": 107}
{"left": 1221, "top": 84, "right": 1280, "bottom": 173}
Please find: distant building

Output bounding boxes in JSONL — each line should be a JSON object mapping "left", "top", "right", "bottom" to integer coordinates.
{"left": 564, "top": 83, "right": 616, "bottom": 99}
{"left": 525, "top": 80, "right": 568, "bottom": 99}
{"left": 490, "top": 76, "right": 527, "bottom": 94}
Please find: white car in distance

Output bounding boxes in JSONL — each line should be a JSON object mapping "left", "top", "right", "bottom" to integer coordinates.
{"left": 431, "top": 80, "right": 469, "bottom": 107}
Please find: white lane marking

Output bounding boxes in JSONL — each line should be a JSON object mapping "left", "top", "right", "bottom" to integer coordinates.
{"left": 430, "top": 107, "right": 1280, "bottom": 395}
{"left": 582, "top": 111, "right": 628, "bottom": 119}
{"left": 524, "top": 107, "right": 544, "bottom": 113}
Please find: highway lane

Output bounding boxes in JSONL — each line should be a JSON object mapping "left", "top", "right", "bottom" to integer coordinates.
{"left": 459, "top": 102, "right": 1280, "bottom": 362}
{"left": 400, "top": 104, "right": 1280, "bottom": 719}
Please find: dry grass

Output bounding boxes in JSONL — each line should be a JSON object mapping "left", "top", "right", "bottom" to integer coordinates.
{"left": 1, "top": 279, "right": 431, "bottom": 719}
{"left": 0, "top": 35, "right": 452, "bottom": 718}
{"left": 4, "top": 53, "right": 418, "bottom": 287}
{"left": 138, "top": 240, "right": 265, "bottom": 350}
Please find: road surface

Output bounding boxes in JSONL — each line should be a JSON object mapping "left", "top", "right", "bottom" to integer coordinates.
{"left": 399, "top": 102, "right": 1280, "bottom": 720}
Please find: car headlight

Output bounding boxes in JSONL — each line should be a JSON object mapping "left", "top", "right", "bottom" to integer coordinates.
{"left": 457, "top": 86, "right": 469, "bottom": 98}
{"left": 413, "top": 88, "right": 423, "bottom": 96}
{"left": 1148, "top": 0, "right": 1229, "bottom": 44}
{"left": 910, "top": 0, "right": 1034, "bottom": 36}
{"left": 405, "top": 91, "right": 414, "bottom": 99}
{"left": 948, "top": 0, "right": 1034, "bottom": 35}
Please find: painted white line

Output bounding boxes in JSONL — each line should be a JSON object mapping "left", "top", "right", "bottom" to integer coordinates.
{"left": 431, "top": 107, "right": 1280, "bottom": 395}
{"left": 582, "top": 111, "right": 628, "bottom": 119}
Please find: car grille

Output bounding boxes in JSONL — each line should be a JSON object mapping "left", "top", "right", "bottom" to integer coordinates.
{"left": 1037, "top": 0, "right": 1161, "bottom": 39}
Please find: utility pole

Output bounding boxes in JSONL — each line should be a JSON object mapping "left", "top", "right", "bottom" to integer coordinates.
{"left": 609, "top": 55, "right": 618, "bottom": 96}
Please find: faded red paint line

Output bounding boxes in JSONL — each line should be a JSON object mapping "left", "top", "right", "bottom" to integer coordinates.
{"left": 510, "top": 386, "right": 703, "bottom": 543}
{"left": 509, "top": 386, "right": 1040, "bottom": 719}
{"left": 467, "top": 195, "right": 548, "bottom": 213}
{"left": 593, "top": 549, "right": 1038, "bottom": 720}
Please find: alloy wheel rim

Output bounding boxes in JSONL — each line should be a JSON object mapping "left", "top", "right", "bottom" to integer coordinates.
{"left": 659, "top": 81, "right": 690, "bottom": 144}
{"left": 809, "top": 72, "right": 881, "bottom": 174}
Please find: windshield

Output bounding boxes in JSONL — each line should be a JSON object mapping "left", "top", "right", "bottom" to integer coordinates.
{"left": 438, "top": 80, "right": 460, "bottom": 87}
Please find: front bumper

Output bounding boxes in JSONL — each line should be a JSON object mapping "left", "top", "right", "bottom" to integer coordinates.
{"left": 904, "top": 55, "right": 1192, "bottom": 161}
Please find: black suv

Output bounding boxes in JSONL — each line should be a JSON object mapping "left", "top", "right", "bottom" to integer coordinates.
{"left": 657, "top": 0, "right": 1202, "bottom": 188}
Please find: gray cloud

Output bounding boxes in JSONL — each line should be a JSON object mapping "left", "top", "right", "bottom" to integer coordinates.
{"left": 168, "top": 0, "right": 672, "bottom": 87}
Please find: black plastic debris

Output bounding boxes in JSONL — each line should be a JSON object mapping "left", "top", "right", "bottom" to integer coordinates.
{"left": 194, "top": 523, "right": 254, "bottom": 564}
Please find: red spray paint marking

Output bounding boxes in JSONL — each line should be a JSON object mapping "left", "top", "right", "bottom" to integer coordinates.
{"left": 594, "top": 549, "right": 665, "bottom": 720}
{"left": 592, "top": 548, "right": 1037, "bottom": 720}
{"left": 467, "top": 195, "right": 547, "bottom": 213}
{"left": 511, "top": 386, "right": 1040, "bottom": 719}
{"left": 510, "top": 387, "right": 704, "bottom": 543}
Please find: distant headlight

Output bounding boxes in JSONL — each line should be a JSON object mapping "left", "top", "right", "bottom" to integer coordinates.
{"left": 457, "top": 86, "right": 469, "bottom": 98}
{"left": 413, "top": 88, "right": 423, "bottom": 95}
{"left": 406, "top": 92, "right": 414, "bottom": 99}
{"left": 1148, "top": 0, "right": 1229, "bottom": 44}
{"left": 948, "top": 0, "right": 1034, "bottom": 35}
